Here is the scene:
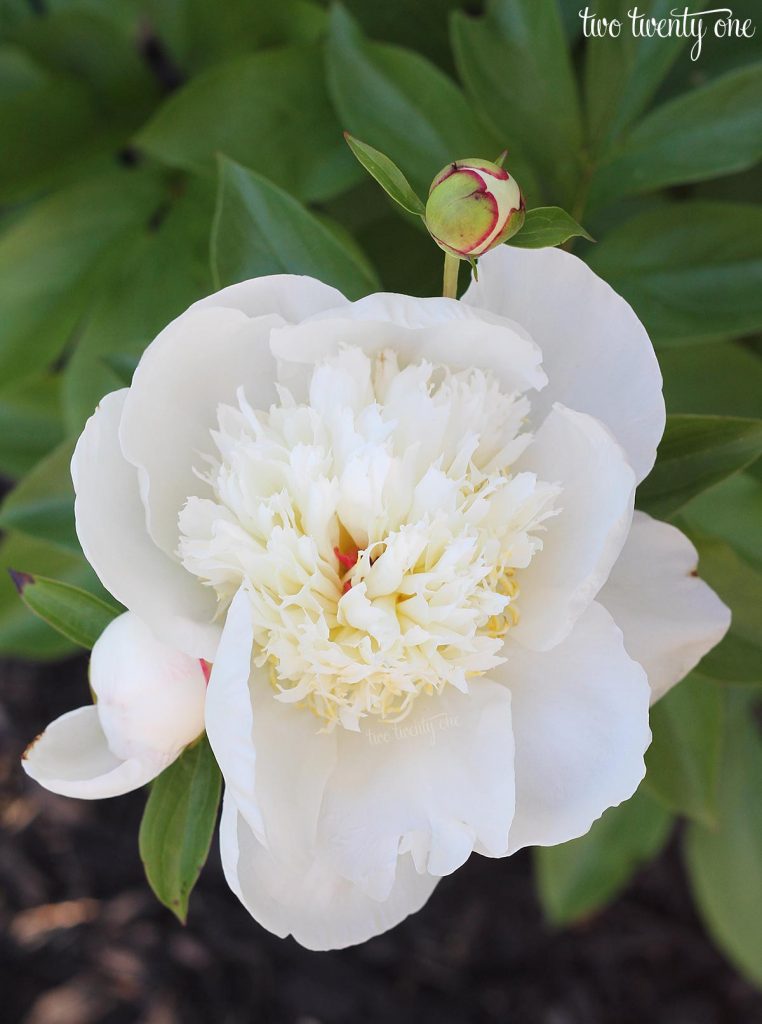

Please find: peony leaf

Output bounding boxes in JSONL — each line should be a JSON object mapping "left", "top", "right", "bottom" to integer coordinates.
{"left": 587, "top": 202, "right": 762, "bottom": 344}
{"left": 136, "top": 45, "right": 359, "bottom": 203}
{"left": 0, "top": 375, "right": 64, "bottom": 480}
{"left": 682, "top": 473, "right": 762, "bottom": 573}
{"left": 588, "top": 64, "right": 762, "bottom": 209}
{"left": 686, "top": 535, "right": 762, "bottom": 686}
{"left": 583, "top": 0, "right": 686, "bottom": 153}
{"left": 645, "top": 673, "right": 724, "bottom": 827}
{"left": 8, "top": 571, "right": 120, "bottom": 650}
{"left": 507, "top": 206, "right": 592, "bottom": 249}
{"left": 325, "top": 6, "right": 537, "bottom": 200}
{"left": 660, "top": 342, "right": 762, "bottom": 417}
{"left": 0, "top": 534, "right": 109, "bottom": 660}
{"left": 684, "top": 693, "right": 762, "bottom": 989}
{"left": 343, "top": 133, "right": 425, "bottom": 216}
{"left": 636, "top": 414, "right": 762, "bottom": 520}
{"left": 451, "top": 0, "right": 582, "bottom": 205}
{"left": 535, "top": 785, "right": 673, "bottom": 925}
{"left": 0, "top": 439, "right": 78, "bottom": 552}
{"left": 0, "top": 169, "right": 162, "bottom": 388}
{"left": 211, "top": 156, "right": 379, "bottom": 299}
{"left": 62, "top": 179, "right": 216, "bottom": 433}
{"left": 139, "top": 736, "right": 222, "bottom": 924}
{"left": 140, "top": 0, "right": 327, "bottom": 73}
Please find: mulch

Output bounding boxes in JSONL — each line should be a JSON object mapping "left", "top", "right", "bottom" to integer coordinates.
{"left": 2, "top": 654, "right": 762, "bottom": 1024}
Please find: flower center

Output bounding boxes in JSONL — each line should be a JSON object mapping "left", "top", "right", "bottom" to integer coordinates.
{"left": 178, "top": 346, "right": 560, "bottom": 730}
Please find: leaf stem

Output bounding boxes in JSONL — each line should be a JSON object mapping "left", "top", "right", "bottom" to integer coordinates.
{"left": 442, "top": 253, "right": 460, "bottom": 299}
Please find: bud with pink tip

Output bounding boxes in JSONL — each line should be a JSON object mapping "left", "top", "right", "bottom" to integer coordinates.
{"left": 425, "top": 158, "right": 524, "bottom": 258}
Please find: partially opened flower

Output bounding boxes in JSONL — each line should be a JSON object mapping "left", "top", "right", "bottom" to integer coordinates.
{"left": 23, "top": 245, "right": 729, "bottom": 949}
{"left": 23, "top": 612, "right": 206, "bottom": 798}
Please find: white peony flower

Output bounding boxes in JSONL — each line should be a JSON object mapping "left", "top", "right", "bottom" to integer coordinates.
{"left": 23, "top": 246, "right": 730, "bottom": 949}
{"left": 23, "top": 612, "right": 206, "bottom": 798}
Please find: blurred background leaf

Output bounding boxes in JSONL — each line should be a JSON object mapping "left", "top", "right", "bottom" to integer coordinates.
{"left": 535, "top": 785, "right": 673, "bottom": 926}
{"left": 684, "top": 692, "right": 762, "bottom": 989}
{"left": 136, "top": 44, "right": 359, "bottom": 201}
{"left": 211, "top": 156, "right": 378, "bottom": 297}
{"left": 645, "top": 673, "right": 724, "bottom": 826}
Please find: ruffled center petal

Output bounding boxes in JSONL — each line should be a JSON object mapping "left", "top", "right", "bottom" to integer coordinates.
{"left": 180, "top": 345, "right": 560, "bottom": 731}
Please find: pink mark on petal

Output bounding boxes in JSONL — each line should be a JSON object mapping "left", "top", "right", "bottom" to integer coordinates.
{"left": 334, "top": 545, "right": 359, "bottom": 572}
{"left": 200, "top": 659, "right": 212, "bottom": 685}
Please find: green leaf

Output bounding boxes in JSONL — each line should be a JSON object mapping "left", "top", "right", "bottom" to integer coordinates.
{"left": 0, "top": 439, "right": 78, "bottom": 552}
{"left": 0, "top": 374, "right": 64, "bottom": 479}
{"left": 7, "top": 8, "right": 159, "bottom": 117}
{"left": 0, "top": 45, "right": 110, "bottom": 203}
{"left": 660, "top": 342, "right": 762, "bottom": 414}
{"left": 343, "top": 133, "right": 425, "bottom": 216}
{"left": 684, "top": 694, "right": 762, "bottom": 988}
{"left": 136, "top": 45, "right": 359, "bottom": 203}
{"left": 9, "top": 571, "right": 120, "bottom": 650}
{"left": 645, "top": 673, "right": 724, "bottom": 826}
{"left": 587, "top": 202, "right": 762, "bottom": 344}
{"left": 636, "top": 415, "right": 762, "bottom": 520}
{"left": 535, "top": 785, "right": 672, "bottom": 925}
{"left": 142, "top": 0, "right": 326, "bottom": 72}
{"left": 62, "top": 179, "right": 216, "bottom": 432}
{"left": 211, "top": 157, "right": 379, "bottom": 299}
{"left": 683, "top": 473, "right": 762, "bottom": 573}
{"left": 357, "top": 212, "right": 442, "bottom": 298}
{"left": 340, "top": 0, "right": 465, "bottom": 74}
{"left": 451, "top": 0, "right": 582, "bottom": 204}
{"left": 0, "top": 169, "right": 162, "bottom": 387}
{"left": 507, "top": 206, "right": 592, "bottom": 249}
{"left": 0, "top": 533, "right": 106, "bottom": 659}
{"left": 583, "top": 0, "right": 686, "bottom": 152}
{"left": 589, "top": 63, "right": 762, "bottom": 209}
{"left": 101, "top": 352, "right": 139, "bottom": 388}
{"left": 139, "top": 736, "right": 222, "bottom": 924}
{"left": 326, "top": 6, "right": 521, "bottom": 200}
{"left": 687, "top": 536, "right": 762, "bottom": 686}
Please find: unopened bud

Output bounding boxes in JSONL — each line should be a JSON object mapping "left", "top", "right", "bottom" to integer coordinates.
{"left": 425, "top": 159, "right": 524, "bottom": 258}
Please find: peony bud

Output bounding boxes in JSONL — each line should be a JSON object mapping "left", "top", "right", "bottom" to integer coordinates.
{"left": 22, "top": 612, "right": 207, "bottom": 799}
{"left": 425, "top": 159, "right": 524, "bottom": 258}
{"left": 90, "top": 612, "right": 207, "bottom": 767}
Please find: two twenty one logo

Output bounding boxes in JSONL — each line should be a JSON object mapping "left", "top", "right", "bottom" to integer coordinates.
{"left": 366, "top": 712, "right": 460, "bottom": 747}
{"left": 578, "top": 6, "right": 756, "bottom": 61}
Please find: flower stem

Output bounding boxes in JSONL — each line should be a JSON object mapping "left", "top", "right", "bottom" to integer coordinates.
{"left": 442, "top": 253, "right": 460, "bottom": 299}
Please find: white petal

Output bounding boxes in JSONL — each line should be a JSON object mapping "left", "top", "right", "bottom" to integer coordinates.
{"left": 22, "top": 706, "right": 158, "bottom": 799}
{"left": 205, "top": 588, "right": 263, "bottom": 840}
{"left": 188, "top": 274, "right": 349, "bottom": 321}
{"left": 599, "top": 511, "right": 731, "bottom": 702}
{"left": 463, "top": 246, "right": 665, "bottom": 482}
{"left": 206, "top": 588, "right": 338, "bottom": 846}
{"left": 319, "top": 681, "right": 514, "bottom": 900}
{"left": 497, "top": 602, "right": 651, "bottom": 852}
{"left": 271, "top": 294, "right": 546, "bottom": 401}
{"left": 510, "top": 404, "right": 635, "bottom": 650}
{"left": 119, "top": 308, "right": 283, "bottom": 557}
{"left": 72, "top": 390, "right": 219, "bottom": 659}
{"left": 90, "top": 612, "right": 206, "bottom": 764}
{"left": 219, "top": 794, "right": 438, "bottom": 951}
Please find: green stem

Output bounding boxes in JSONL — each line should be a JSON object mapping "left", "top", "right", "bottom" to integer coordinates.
{"left": 442, "top": 253, "right": 460, "bottom": 299}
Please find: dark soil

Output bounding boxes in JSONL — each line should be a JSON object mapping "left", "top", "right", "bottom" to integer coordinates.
{"left": 2, "top": 655, "right": 762, "bottom": 1024}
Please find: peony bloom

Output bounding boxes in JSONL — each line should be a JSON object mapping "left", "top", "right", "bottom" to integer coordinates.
{"left": 23, "top": 612, "right": 206, "bottom": 797}
{"left": 425, "top": 159, "right": 524, "bottom": 257}
{"left": 23, "top": 246, "right": 729, "bottom": 949}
